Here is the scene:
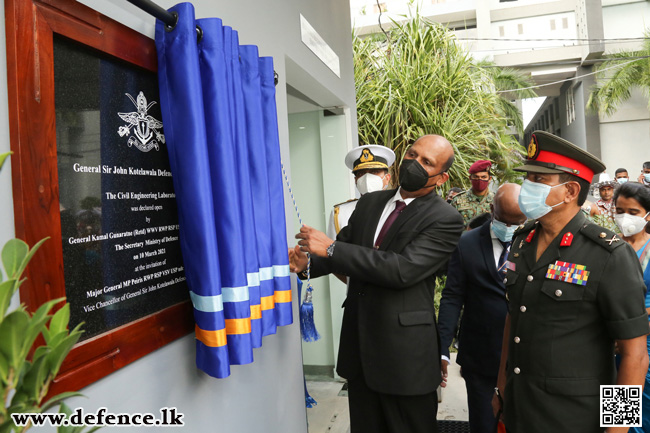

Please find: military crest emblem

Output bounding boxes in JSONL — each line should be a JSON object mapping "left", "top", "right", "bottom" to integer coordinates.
{"left": 360, "top": 148, "right": 375, "bottom": 163}
{"left": 527, "top": 134, "right": 539, "bottom": 160}
{"left": 117, "top": 91, "right": 165, "bottom": 152}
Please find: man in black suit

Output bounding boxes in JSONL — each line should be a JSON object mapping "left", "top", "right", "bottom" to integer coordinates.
{"left": 438, "top": 183, "right": 526, "bottom": 433}
{"left": 290, "top": 135, "right": 464, "bottom": 433}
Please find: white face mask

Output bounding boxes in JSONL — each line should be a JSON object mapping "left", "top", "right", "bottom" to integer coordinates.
{"left": 356, "top": 173, "right": 386, "bottom": 195}
{"left": 614, "top": 212, "right": 649, "bottom": 237}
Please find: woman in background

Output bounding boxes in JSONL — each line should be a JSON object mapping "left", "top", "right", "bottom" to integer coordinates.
{"left": 614, "top": 182, "right": 650, "bottom": 433}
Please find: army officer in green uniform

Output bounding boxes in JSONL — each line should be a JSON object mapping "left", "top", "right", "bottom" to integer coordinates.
{"left": 450, "top": 160, "right": 494, "bottom": 227}
{"left": 493, "top": 131, "right": 649, "bottom": 433}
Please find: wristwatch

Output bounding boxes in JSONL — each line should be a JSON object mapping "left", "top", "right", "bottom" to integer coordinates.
{"left": 326, "top": 241, "right": 336, "bottom": 258}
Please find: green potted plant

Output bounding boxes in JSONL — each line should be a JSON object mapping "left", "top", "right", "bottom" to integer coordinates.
{"left": 0, "top": 152, "right": 95, "bottom": 433}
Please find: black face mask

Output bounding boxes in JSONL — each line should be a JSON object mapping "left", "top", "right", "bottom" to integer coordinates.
{"left": 398, "top": 159, "right": 441, "bottom": 192}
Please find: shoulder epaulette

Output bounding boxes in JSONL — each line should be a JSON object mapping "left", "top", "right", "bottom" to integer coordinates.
{"left": 450, "top": 190, "right": 469, "bottom": 205}
{"left": 333, "top": 198, "right": 358, "bottom": 208}
{"left": 580, "top": 222, "right": 625, "bottom": 251}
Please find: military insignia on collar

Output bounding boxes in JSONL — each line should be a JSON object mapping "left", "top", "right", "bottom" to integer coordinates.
{"left": 560, "top": 232, "right": 573, "bottom": 247}
{"left": 525, "top": 229, "right": 536, "bottom": 243}
{"left": 360, "top": 148, "right": 375, "bottom": 163}
{"left": 527, "top": 134, "right": 539, "bottom": 160}
{"left": 605, "top": 235, "right": 620, "bottom": 245}
{"left": 546, "top": 261, "right": 589, "bottom": 286}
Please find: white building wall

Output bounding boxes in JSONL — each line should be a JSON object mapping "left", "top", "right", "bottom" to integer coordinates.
{"left": 595, "top": 0, "right": 650, "bottom": 173}
{"left": 600, "top": 118, "right": 650, "bottom": 176}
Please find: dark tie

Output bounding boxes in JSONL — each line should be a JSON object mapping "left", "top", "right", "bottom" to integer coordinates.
{"left": 375, "top": 201, "right": 406, "bottom": 248}
{"left": 497, "top": 240, "right": 511, "bottom": 279}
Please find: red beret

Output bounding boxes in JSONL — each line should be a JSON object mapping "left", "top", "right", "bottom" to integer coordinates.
{"left": 469, "top": 160, "right": 492, "bottom": 174}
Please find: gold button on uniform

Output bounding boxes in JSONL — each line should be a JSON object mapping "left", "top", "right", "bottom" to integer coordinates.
{"left": 527, "top": 275, "right": 533, "bottom": 282}
{"left": 555, "top": 289, "right": 563, "bottom": 297}
{"left": 514, "top": 336, "right": 521, "bottom": 343}
{"left": 514, "top": 367, "right": 521, "bottom": 374}
{"left": 599, "top": 232, "right": 606, "bottom": 238}
{"left": 520, "top": 306, "right": 527, "bottom": 312}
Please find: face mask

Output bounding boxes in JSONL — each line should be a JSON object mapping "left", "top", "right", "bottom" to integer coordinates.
{"left": 492, "top": 219, "right": 517, "bottom": 243}
{"left": 356, "top": 173, "right": 385, "bottom": 195}
{"left": 617, "top": 177, "right": 628, "bottom": 184}
{"left": 614, "top": 212, "right": 649, "bottom": 237}
{"left": 471, "top": 178, "right": 489, "bottom": 192}
{"left": 644, "top": 173, "right": 650, "bottom": 184}
{"left": 517, "top": 179, "right": 567, "bottom": 220}
{"left": 399, "top": 159, "right": 440, "bottom": 192}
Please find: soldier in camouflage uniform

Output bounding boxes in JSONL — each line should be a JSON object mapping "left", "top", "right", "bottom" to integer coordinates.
{"left": 450, "top": 160, "right": 495, "bottom": 227}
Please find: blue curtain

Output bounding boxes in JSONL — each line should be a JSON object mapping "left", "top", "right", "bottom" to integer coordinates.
{"left": 155, "top": 2, "right": 292, "bottom": 379}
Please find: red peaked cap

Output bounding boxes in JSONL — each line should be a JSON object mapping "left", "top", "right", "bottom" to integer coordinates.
{"left": 469, "top": 160, "right": 492, "bottom": 174}
{"left": 515, "top": 131, "right": 605, "bottom": 183}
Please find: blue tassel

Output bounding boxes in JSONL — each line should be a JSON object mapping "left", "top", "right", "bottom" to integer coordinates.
{"left": 304, "top": 378, "right": 318, "bottom": 408}
{"left": 300, "top": 296, "right": 321, "bottom": 342}
{"left": 297, "top": 279, "right": 320, "bottom": 342}
{"left": 305, "top": 393, "right": 318, "bottom": 408}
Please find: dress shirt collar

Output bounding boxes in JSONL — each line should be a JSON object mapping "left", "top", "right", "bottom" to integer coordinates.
{"left": 395, "top": 188, "right": 416, "bottom": 206}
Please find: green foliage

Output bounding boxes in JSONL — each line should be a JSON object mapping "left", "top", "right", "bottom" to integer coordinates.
{"left": 353, "top": 13, "right": 537, "bottom": 192}
{"left": 0, "top": 152, "right": 90, "bottom": 432}
{"left": 587, "top": 29, "right": 650, "bottom": 117}
{"left": 0, "top": 153, "right": 10, "bottom": 172}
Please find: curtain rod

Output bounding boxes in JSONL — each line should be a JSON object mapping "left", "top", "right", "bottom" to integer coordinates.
{"left": 125, "top": 0, "right": 278, "bottom": 86}
{"left": 126, "top": 0, "right": 203, "bottom": 40}
{"left": 126, "top": 0, "right": 177, "bottom": 27}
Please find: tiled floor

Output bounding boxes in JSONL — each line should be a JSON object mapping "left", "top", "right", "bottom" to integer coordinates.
{"left": 305, "top": 354, "right": 468, "bottom": 433}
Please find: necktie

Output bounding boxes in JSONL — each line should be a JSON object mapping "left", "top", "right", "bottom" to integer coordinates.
{"left": 497, "top": 240, "right": 511, "bottom": 280}
{"left": 375, "top": 201, "right": 406, "bottom": 248}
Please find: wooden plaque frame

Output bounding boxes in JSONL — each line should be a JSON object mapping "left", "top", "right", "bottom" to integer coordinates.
{"left": 5, "top": 0, "right": 194, "bottom": 394}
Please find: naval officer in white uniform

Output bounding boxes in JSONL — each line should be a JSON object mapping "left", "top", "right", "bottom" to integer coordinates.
{"left": 326, "top": 144, "right": 395, "bottom": 240}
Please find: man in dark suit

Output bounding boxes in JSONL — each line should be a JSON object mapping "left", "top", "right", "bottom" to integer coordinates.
{"left": 438, "top": 183, "right": 526, "bottom": 433}
{"left": 290, "top": 135, "right": 464, "bottom": 433}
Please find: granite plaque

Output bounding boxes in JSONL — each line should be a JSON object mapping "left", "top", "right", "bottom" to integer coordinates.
{"left": 54, "top": 36, "right": 189, "bottom": 340}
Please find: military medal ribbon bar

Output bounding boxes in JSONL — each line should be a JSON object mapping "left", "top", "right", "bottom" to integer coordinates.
{"left": 545, "top": 261, "right": 589, "bottom": 286}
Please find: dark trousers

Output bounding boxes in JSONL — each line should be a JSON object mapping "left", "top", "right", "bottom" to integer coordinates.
{"left": 463, "top": 370, "right": 498, "bottom": 433}
{"left": 348, "top": 375, "right": 438, "bottom": 433}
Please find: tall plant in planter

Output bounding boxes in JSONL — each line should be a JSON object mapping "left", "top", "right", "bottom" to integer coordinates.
{"left": 0, "top": 152, "right": 89, "bottom": 433}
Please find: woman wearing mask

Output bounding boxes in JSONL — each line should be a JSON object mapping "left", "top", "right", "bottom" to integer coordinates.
{"left": 614, "top": 181, "right": 650, "bottom": 433}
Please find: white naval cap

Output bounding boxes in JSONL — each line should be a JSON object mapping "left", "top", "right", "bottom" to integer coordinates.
{"left": 344, "top": 144, "right": 396, "bottom": 173}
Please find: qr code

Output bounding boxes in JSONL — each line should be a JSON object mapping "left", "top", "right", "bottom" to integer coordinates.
{"left": 600, "top": 385, "right": 642, "bottom": 427}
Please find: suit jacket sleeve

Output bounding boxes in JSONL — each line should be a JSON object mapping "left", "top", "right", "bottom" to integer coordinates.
{"left": 308, "top": 206, "right": 357, "bottom": 279}
{"left": 438, "top": 240, "right": 467, "bottom": 359}
{"left": 327, "top": 208, "right": 463, "bottom": 289}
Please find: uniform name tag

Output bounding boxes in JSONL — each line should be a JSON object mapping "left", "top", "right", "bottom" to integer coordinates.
{"left": 545, "top": 261, "right": 589, "bottom": 286}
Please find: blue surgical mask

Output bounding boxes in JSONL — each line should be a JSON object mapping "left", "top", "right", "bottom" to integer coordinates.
{"left": 492, "top": 219, "right": 517, "bottom": 243}
{"left": 518, "top": 179, "right": 567, "bottom": 220}
{"left": 644, "top": 173, "right": 650, "bottom": 183}
{"left": 617, "top": 177, "right": 628, "bottom": 184}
